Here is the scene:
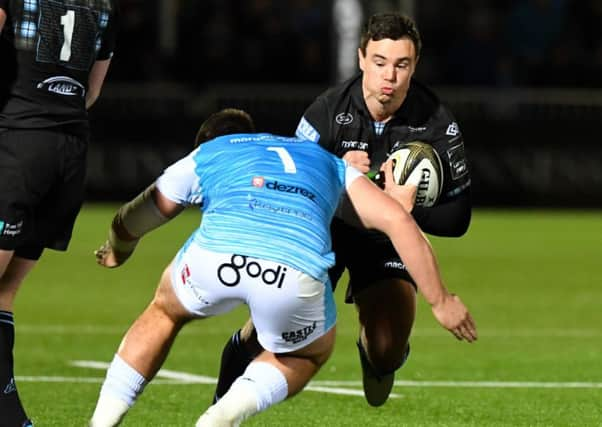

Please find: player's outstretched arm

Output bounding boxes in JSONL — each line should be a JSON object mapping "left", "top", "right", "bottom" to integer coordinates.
{"left": 95, "top": 184, "right": 184, "bottom": 268}
{"left": 346, "top": 175, "right": 477, "bottom": 342}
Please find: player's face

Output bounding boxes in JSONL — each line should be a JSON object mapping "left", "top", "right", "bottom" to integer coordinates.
{"left": 359, "top": 37, "right": 418, "bottom": 110}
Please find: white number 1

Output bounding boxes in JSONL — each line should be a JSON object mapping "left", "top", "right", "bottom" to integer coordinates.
{"left": 267, "top": 147, "right": 297, "bottom": 174}
{"left": 60, "top": 10, "right": 75, "bottom": 61}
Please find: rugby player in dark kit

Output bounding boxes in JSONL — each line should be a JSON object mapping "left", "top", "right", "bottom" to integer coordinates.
{"left": 0, "top": 1, "right": 118, "bottom": 424}
{"left": 294, "top": 11, "right": 473, "bottom": 407}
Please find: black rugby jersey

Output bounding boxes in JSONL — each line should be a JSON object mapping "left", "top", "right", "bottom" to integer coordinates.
{"left": 0, "top": 0, "right": 117, "bottom": 135}
{"left": 296, "top": 74, "right": 471, "bottom": 237}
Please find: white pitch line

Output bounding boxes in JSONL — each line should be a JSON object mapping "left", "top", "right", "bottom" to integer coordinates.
{"left": 27, "top": 361, "right": 594, "bottom": 391}
{"left": 15, "top": 374, "right": 602, "bottom": 390}
{"left": 71, "top": 360, "right": 216, "bottom": 383}
{"left": 15, "top": 376, "right": 207, "bottom": 385}
{"left": 314, "top": 380, "right": 602, "bottom": 389}
{"left": 393, "top": 380, "right": 602, "bottom": 389}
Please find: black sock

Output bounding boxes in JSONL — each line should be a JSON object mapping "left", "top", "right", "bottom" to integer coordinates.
{"left": 0, "top": 311, "right": 29, "bottom": 427}
{"left": 212, "top": 329, "right": 254, "bottom": 403}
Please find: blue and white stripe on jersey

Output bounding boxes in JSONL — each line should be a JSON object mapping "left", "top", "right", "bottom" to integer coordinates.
{"left": 295, "top": 117, "right": 320, "bottom": 143}
{"left": 157, "top": 133, "right": 349, "bottom": 281}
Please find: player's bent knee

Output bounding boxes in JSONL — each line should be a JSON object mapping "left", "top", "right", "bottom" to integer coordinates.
{"left": 368, "top": 349, "right": 407, "bottom": 374}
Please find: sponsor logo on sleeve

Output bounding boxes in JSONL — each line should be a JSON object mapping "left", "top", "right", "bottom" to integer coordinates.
{"left": 447, "top": 143, "right": 469, "bottom": 180}
{"left": 296, "top": 117, "right": 320, "bottom": 142}
{"left": 446, "top": 122, "right": 460, "bottom": 137}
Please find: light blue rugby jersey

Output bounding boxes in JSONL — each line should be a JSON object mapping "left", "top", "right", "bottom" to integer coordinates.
{"left": 156, "top": 133, "right": 350, "bottom": 281}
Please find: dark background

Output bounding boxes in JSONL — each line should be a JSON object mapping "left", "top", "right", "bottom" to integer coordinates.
{"left": 88, "top": 0, "right": 602, "bottom": 207}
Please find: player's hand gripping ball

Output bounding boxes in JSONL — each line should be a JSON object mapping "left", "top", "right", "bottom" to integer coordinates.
{"left": 388, "top": 141, "right": 443, "bottom": 207}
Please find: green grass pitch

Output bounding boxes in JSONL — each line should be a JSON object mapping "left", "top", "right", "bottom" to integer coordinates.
{"left": 13, "top": 206, "right": 602, "bottom": 426}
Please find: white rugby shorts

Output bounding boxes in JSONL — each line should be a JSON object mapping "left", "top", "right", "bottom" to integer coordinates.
{"left": 170, "top": 244, "right": 336, "bottom": 353}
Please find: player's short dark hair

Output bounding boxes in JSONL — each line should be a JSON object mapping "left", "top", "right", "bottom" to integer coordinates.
{"left": 194, "top": 108, "right": 256, "bottom": 148}
{"left": 359, "top": 12, "right": 422, "bottom": 58}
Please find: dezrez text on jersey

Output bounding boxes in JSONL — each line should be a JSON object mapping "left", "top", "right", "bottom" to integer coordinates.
{"left": 265, "top": 180, "right": 317, "bottom": 203}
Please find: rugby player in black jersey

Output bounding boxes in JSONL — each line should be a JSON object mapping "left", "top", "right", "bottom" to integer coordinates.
{"left": 213, "top": 12, "right": 476, "bottom": 409}
{"left": 0, "top": 1, "right": 118, "bottom": 424}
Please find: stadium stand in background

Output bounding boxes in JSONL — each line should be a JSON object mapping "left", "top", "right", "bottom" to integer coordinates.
{"left": 88, "top": 0, "right": 602, "bottom": 207}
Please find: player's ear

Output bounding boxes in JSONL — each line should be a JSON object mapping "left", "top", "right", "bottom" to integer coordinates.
{"left": 358, "top": 48, "right": 366, "bottom": 71}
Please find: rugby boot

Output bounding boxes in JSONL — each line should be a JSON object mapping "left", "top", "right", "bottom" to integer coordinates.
{"left": 357, "top": 340, "right": 410, "bottom": 407}
{"left": 196, "top": 405, "right": 240, "bottom": 427}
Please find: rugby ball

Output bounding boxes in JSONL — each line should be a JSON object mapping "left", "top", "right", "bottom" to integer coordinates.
{"left": 389, "top": 141, "right": 443, "bottom": 207}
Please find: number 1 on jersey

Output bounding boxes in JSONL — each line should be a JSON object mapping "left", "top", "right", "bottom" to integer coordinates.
{"left": 60, "top": 10, "right": 75, "bottom": 61}
{"left": 267, "top": 147, "right": 297, "bottom": 174}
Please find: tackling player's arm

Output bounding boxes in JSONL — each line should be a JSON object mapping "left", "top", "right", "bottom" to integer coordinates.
{"left": 96, "top": 147, "right": 201, "bottom": 267}
{"left": 95, "top": 184, "right": 184, "bottom": 268}
{"left": 346, "top": 163, "right": 477, "bottom": 342}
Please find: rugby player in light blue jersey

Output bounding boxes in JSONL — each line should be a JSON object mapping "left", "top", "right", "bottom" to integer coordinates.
{"left": 88, "top": 109, "right": 476, "bottom": 427}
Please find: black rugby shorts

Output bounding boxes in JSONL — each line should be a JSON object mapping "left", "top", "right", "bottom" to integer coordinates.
{"left": 0, "top": 128, "right": 88, "bottom": 259}
{"left": 328, "top": 217, "right": 416, "bottom": 304}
